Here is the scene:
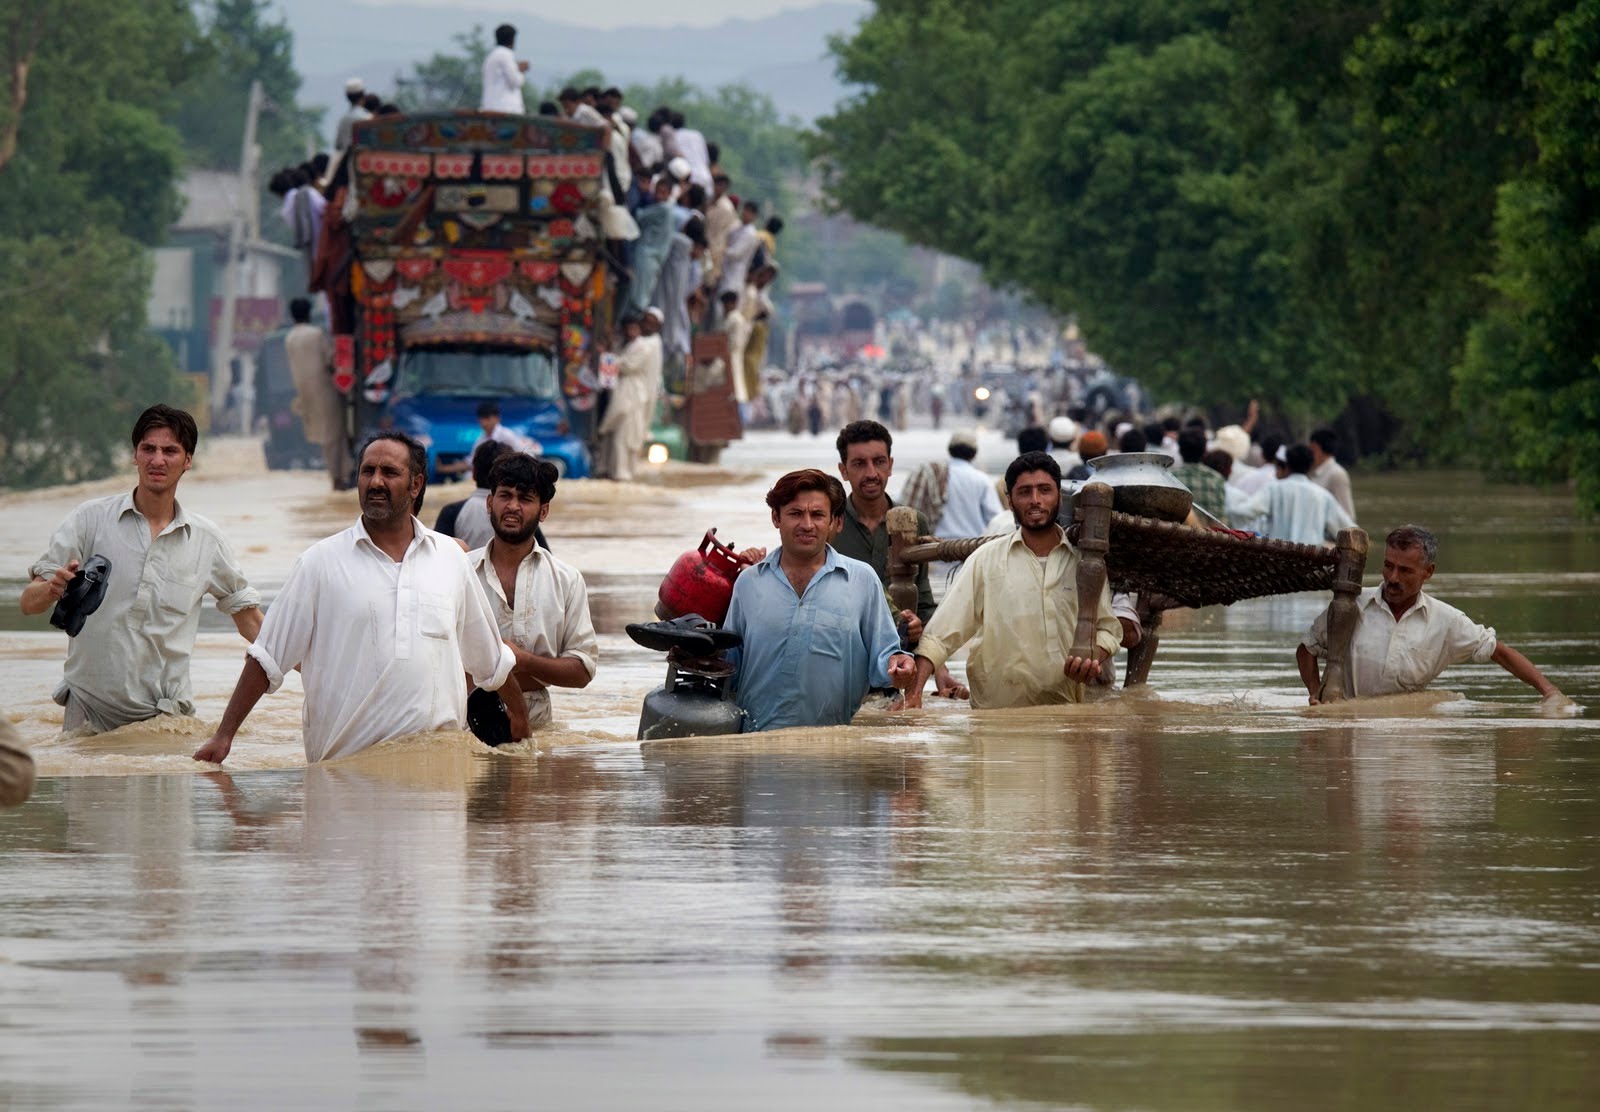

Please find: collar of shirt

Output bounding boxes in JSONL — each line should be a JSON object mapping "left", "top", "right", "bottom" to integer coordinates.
{"left": 842, "top": 492, "right": 896, "bottom": 530}
{"left": 1362, "top": 587, "right": 1433, "bottom": 622}
{"left": 753, "top": 544, "right": 844, "bottom": 589}
{"left": 117, "top": 490, "right": 190, "bottom": 538}
{"left": 350, "top": 516, "right": 429, "bottom": 560}
{"left": 467, "top": 542, "right": 543, "bottom": 598}
{"left": 1004, "top": 523, "right": 1066, "bottom": 552}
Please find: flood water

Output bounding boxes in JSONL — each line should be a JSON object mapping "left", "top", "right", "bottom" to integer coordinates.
{"left": 2, "top": 430, "right": 1597, "bottom": 1109}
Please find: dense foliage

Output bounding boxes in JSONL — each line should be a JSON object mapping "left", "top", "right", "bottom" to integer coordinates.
{"left": 815, "top": 0, "right": 1600, "bottom": 505}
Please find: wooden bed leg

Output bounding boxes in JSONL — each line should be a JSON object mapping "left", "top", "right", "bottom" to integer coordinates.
{"left": 1070, "top": 482, "right": 1113, "bottom": 660}
{"left": 886, "top": 506, "right": 921, "bottom": 617}
{"left": 1123, "top": 595, "right": 1163, "bottom": 686}
{"left": 1317, "top": 527, "right": 1370, "bottom": 702}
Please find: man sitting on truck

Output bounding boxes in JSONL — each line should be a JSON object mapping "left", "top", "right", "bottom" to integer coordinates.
{"left": 440, "top": 400, "right": 538, "bottom": 477}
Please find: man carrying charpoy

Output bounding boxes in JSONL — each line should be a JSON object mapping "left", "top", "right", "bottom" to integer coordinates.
{"left": 23, "top": 405, "right": 262, "bottom": 735}
{"left": 905, "top": 451, "right": 1122, "bottom": 709}
{"left": 723, "top": 470, "right": 917, "bottom": 732}
{"left": 1297, "top": 524, "right": 1569, "bottom": 707}
{"left": 192, "top": 433, "right": 519, "bottom": 765}
{"left": 829, "top": 420, "right": 968, "bottom": 700}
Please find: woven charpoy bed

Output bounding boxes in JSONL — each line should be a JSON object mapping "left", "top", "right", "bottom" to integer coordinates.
{"left": 885, "top": 481, "right": 1370, "bottom": 701}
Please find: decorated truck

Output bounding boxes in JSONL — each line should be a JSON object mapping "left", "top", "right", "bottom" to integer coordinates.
{"left": 340, "top": 111, "right": 613, "bottom": 479}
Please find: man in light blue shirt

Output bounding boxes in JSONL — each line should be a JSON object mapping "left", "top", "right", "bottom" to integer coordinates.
{"left": 935, "top": 429, "right": 1002, "bottom": 538}
{"left": 725, "top": 469, "right": 916, "bottom": 732}
{"left": 1246, "top": 443, "right": 1354, "bottom": 546}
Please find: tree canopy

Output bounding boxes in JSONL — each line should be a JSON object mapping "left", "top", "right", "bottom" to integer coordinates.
{"left": 815, "top": 0, "right": 1600, "bottom": 506}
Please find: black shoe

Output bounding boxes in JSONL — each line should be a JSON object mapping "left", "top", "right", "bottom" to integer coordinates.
{"left": 51, "top": 555, "right": 112, "bottom": 638}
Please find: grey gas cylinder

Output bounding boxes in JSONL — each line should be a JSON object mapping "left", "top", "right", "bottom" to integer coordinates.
{"left": 637, "top": 663, "right": 745, "bottom": 740}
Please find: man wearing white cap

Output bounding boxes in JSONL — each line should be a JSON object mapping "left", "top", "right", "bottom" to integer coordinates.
{"left": 334, "top": 78, "right": 370, "bottom": 150}
{"left": 598, "top": 310, "right": 665, "bottom": 481}
{"left": 1047, "top": 416, "right": 1081, "bottom": 476}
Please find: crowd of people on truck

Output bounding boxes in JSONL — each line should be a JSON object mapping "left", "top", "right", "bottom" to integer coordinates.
{"left": 3, "top": 393, "right": 1570, "bottom": 807}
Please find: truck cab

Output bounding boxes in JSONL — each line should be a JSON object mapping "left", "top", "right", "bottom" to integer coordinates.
{"left": 384, "top": 344, "right": 590, "bottom": 480}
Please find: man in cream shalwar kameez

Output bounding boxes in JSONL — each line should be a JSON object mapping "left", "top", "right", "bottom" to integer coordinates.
{"left": 598, "top": 310, "right": 664, "bottom": 481}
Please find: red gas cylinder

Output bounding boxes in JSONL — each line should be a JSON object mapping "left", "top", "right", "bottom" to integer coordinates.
{"left": 656, "top": 529, "right": 746, "bottom": 625}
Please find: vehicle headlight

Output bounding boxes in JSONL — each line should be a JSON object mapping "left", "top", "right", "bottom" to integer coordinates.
{"left": 974, "top": 386, "right": 991, "bottom": 401}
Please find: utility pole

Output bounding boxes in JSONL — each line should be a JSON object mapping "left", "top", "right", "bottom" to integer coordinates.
{"left": 213, "top": 79, "right": 262, "bottom": 432}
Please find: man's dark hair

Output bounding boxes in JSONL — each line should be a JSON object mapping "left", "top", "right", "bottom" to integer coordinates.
{"left": 1310, "top": 427, "right": 1339, "bottom": 456}
{"left": 537, "top": 101, "right": 560, "bottom": 117}
{"left": 1142, "top": 421, "right": 1165, "bottom": 446}
{"left": 1386, "top": 524, "right": 1438, "bottom": 565}
{"left": 1202, "top": 448, "right": 1233, "bottom": 479}
{"left": 602, "top": 86, "right": 622, "bottom": 100}
{"left": 1162, "top": 415, "right": 1182, "bottom": 433}
{"left": 1005, "top": 450, "right": 1062, "bottom": 496}
{"left": 494, "top": 23, "right": 516, "bottom": 47}
{"left": 707, "top": 140, "right": 721, "bottom": 163}
{"left": 741, "top": 199, "right": 760, "bottom": 214}
{"left": 836, "top": 419, "right": 892, "bottom": 463}
{"left": 309, "top": 152, "right": 330, "bottom": 178}
{"left": 685, "top": 183, "right": 706, "bottom": 209}
{"left": 719, "top": 289, "right": 738, "bottom": 305}
{"left": 582, "top": 86, "right": 601, "bottom": 101}
{"left": 359, "top": 431, "right": 427, "bottom": 477}
{"left": 1183, "top": 415, "right": 1208, "bottom": 432}
{"left": 289, "top": 297, "right": 312, "bottom": 324}
{"left": 471, "top": 439, "right": 509, "bottom": 488}
{"left": 489, "top": 451, "right": 558, "bottom": 504}
{"left": 669, "top": 111, "right": 686, "bottom": 128}
{"left": 765, "top": 215, "right": 785, "bottom": 235}
{"left": 558, "top": 86, "right": 579, "bottom": 103}
{"left": 475, "top": 400, "right": 501, "bottom": 420}
{"left": 345, "top": 88, "right": 364, "bottom": 106}
{"left": 1016, "top": 426, "right": 1049, "bottom": 454}
{"left": 1258, "top": 433, "right": 1284, "bottom": 464}
{"left": 766, "top": 468, "right": 845, "bottom": 518}
{"left": 361, "top": 92, "right": 382, "bottom": 113}
{"left": 1119, "top": 427, "right": 1148, "bottom": 453}
{"left": 949, "top": 440, "right": 978, "bottom": 462}
{"left": 132, "top": 405, "right": 199, "bottom": 456}
{"left": 1285, "top": 444, "right": 1314, "bottom": 474}
{"left": 713, "top": 172, "right": 730, "bottom": 187}
{"left": 1177, "top": 427, "right": 1207, "bottom": 464}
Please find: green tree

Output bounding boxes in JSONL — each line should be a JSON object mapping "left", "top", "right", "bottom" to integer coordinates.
{"left": 0, "top": 0, "right": 205, "bottom": 487}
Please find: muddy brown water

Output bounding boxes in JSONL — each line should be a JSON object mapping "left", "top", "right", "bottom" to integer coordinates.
{"left": 1, "top": 432, "right": 1597, "bottom": 1109}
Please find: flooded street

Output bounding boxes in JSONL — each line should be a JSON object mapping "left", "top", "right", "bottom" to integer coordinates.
{"left": 2, "top": 429, "right": 1597, "bottom": 1109}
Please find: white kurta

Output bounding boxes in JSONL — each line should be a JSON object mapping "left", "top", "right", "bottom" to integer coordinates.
{"left": 468, "top": 545, "right": 598, "bottom": 728}
{"left": 1302, "top": 588, "right": 1497, "bottom": 698}
{"left": 285, "top": 323, "right": 338, "bottom": 443}
{"left": 248, "top": 518, "right": 514, "bottom": 763}
{"left": 479, "top": 45, "right": 525, "bottom": 113}
{"left": 720, "top": 223, "right": 759, "bottom": 295}
{"left": 722, "top": 309, "right": 751, "bottom": 402}
{"left": 598, "top": 333, "right": 663, "bottom": 480}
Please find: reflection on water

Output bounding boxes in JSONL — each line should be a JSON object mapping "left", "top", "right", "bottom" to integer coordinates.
{"left": 1, "top": 451, "right": 1598, "bottom": 1107}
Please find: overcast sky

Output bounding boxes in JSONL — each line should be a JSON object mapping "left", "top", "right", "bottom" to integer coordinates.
{"left": 350, "top": 0, "right": 845, "bottom": 31}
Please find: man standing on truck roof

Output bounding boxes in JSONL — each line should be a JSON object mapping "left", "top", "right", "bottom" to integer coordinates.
{"left": 480, "top": 24, "right": 528, "bottom": 114}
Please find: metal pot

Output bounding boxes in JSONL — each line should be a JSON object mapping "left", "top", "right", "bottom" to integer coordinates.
{"left": 1083, "top": 452, "right": 1194, "bottom": 522}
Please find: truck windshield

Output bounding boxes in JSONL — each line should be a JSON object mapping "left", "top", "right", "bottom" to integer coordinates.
{"left": 395, "top": 347, "right": 560, "bottom": 400}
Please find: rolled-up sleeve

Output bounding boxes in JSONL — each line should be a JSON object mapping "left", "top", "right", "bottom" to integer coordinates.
{"left": 1301, "top": 606, "right": 1331, "bottom": 657}
{"left": 459, "top": 564, "right": 515, "bottom": 691}
{"left": 207, "top": 534, "right": 261, "bottom": 615}
{"left": 29, "top": 505, "right": 89, "bottom": 582}
{"left": 558, "top": 574, "right": 599, "bottom": 681}
{"left": 246, "top": 555, "right": 316, "bottom": 694}
{"left": 1444, "top": 610, "right": 1498, "bottom": 666}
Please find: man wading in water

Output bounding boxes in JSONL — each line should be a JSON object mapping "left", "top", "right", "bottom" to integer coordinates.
{"left": 193, "top": 432, "right": 520, "bottom": 765}
{"left": 23, "top": 405, "right": 262, "bottom": 734}
{"left": 1297, "top": 524, "right": 1570, "bottom": 706}
{"left": 723, "top": 469, "right": 916, "bottom": 732}
{"left": 905, "top": 451, "right": 1122, "bottom": 709}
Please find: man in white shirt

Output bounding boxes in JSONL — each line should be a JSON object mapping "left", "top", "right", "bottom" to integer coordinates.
{"left": 1233, "top": 435, "right": 1283, "bottom": 496}
{"left": 1308, "top": 427, "right": 1357, "bottom": 518}
{"left": 284, "top": 297, "right": 348, "bottom": 490}
{"left": 719, "top": 201, "right": 761, "bottom": 296}
{"left": 670, "top": 111, "right": 714, "bottom": 191}
{"left": 23, "top": 405, "right": 262, "bottom": 734}
{"left": 440, "top": 400, "right": 538, "bottom": 477}
{"left": 192, "top": 433, "right": 517, "bottom": 765}
{"left": 479, "top": 24, "right": 528, "bottom": 114}
{"left": 334, "top": 78, "right": 371, "bottom": 150}
{"left": 720, "top": 289, "right": 751, "bottom": 409}
{"left": 1245, "top": 444, "right": 1353, "bottom": 546}
{"left": 468, "top": 454, "right": 598, "bottom": 729}
{"left": 1298, "top": 524, "right": 1567, "bottom": 705}
{"left": 935, "top": 430, "right": 1003, "bottom": 539}
{"left": 704, "top": 174, "right": 738, "bottom": 286}
{"left": 597, "top": 310, "right": 665, "bottom": 481}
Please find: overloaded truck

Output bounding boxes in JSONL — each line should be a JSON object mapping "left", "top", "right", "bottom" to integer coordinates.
{"left": 340, "top": 111, "right": 614, "bottom": 480}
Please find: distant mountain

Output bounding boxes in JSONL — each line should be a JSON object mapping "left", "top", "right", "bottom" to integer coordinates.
{"left": 278, "top": 0, "right": 868, "bottom": 134}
